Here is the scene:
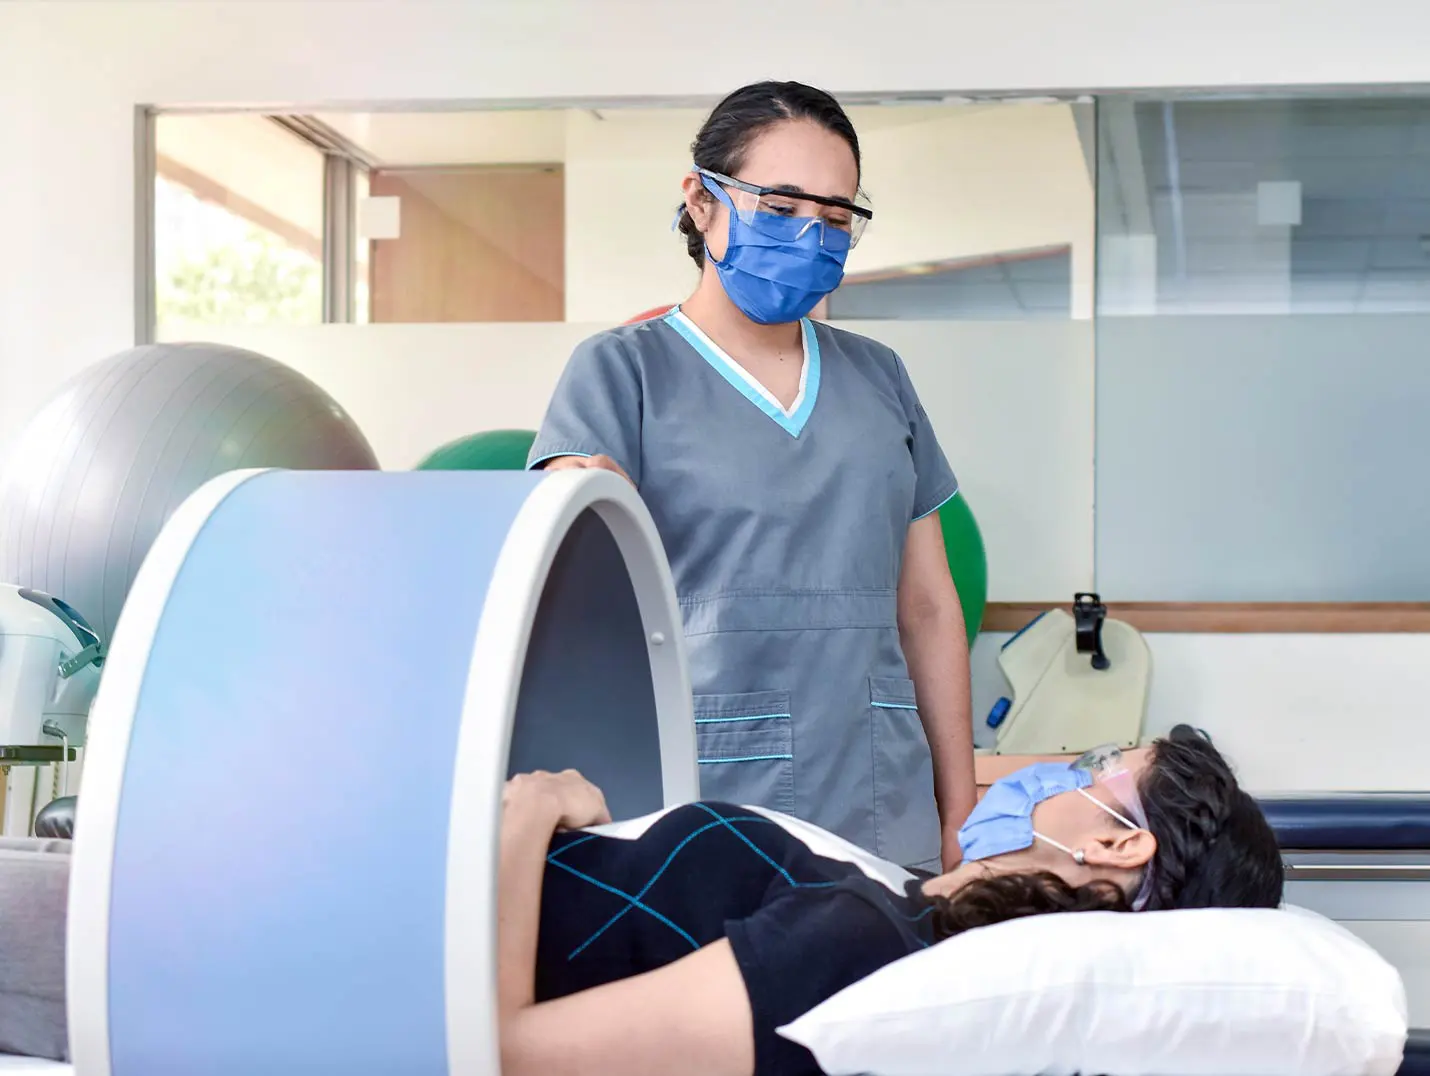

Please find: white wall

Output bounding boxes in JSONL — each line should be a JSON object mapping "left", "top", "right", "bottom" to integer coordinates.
{"left": 563, "top": 109, "right": 702, "bottom": 320}
{"left": 971, "top": 630, "right": 1430, "bottom": 793}
{"left": 166, "top": 322, "right": 598, "bottom": 468}
{"left": 6, "top": 0, "right": 1430, "bottom": 460}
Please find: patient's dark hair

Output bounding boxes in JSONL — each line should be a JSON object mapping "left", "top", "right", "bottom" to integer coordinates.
{"left": 931, "top": 872, "right": 1129, "bottom": 941}
{"left": 1137, "top": 724, "right": 1284, "bottom": 910}
{"left": 930, "top": 725, "right": 1284, "bottom": 941}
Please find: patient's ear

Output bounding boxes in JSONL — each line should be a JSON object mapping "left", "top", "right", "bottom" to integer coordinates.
{"left": 1083, "top": 828, "right": 1156, "bottom": 871}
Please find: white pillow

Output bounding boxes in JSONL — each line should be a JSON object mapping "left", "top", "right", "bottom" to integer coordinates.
{"left": 779, "top": 903, "right": 1408, "bottom": 1076}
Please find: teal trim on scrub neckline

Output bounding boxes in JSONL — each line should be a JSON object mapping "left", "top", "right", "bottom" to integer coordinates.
{"left": 663, "top": 307, "right": 821, "bottom": 439}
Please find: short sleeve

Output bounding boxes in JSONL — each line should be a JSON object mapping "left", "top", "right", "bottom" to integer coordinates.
{"left": 725, "top": 885, "right": 916, "bottom": 1076}
{"left": 527, "top": 332, "right": 642, "bottom": 485}
{"left": 894, "top": 355, "right": 959, "bottom": 521}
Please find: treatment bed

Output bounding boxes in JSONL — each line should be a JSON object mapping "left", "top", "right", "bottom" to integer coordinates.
{"left": 0, "top": 468, "right": 1423, "bottom": 1073}
{"left": 1260, "top": 795, "right": 1430, "bottom": 1076}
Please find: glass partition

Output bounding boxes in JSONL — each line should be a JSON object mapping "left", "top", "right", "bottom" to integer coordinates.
{"left": 1095, "top": 95, "right": 1430, "bottom": 601}
{"left": 146, "top": 92, "right": 1430, "bottom": 604}
{"left": 146, "top": 98, "right": 1096, "bottom": 603}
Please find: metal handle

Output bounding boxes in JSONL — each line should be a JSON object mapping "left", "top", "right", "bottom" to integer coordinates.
{"left": 1282, "top": 853, "right": 1430, "bottom": 882}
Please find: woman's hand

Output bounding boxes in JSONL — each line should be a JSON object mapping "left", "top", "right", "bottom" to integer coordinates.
{"left": 541, "top": 453, "right": 633, "bottom": 486}
{"left": 504, "top": 768, "right": 612, "bottom": 831}
{"left": 499, "top": 769, "right": 610, "bottom": 1020}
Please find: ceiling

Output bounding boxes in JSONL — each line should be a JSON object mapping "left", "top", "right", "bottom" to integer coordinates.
{"left": 312, "top": 110, "right": 570, "bottom": 166}
{"left": 830, "top": 249, "right": 1071, "bottom": 320}
{"left": 1102, "top": 98, "right": 1430, "bottom": 313}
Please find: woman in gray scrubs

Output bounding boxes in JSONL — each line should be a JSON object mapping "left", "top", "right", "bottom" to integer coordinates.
{"left": 529, "top": 81, "right": 972, "bottom": 871}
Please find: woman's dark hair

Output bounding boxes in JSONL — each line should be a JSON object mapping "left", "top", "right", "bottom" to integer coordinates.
{"left": 930, "top": 725, "right": 1285, "bottom": 941}
{"left": 931, "top": 873, "right": 1128, "bottom": 942}
{"left": 1137, "top": 724, "right": 1284, "bottom": 911}
{"left": 676, "top": 80, "right": 861, "bottom": 268}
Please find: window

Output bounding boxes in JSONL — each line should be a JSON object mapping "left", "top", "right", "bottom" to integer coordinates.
{"left": 363, "top": 165, "right": 564, "bottom": 323}
{"left": 153, "top": 114, "right": 325, "bottom": 333}
{"left": 152, "top": 101, "right": 1091, "bottom": 327}
{"left": 321, "top": 109, "right": 568, "bottom": 324}
{"left": 354, "top": 168, "right": 371, "bottom": 324}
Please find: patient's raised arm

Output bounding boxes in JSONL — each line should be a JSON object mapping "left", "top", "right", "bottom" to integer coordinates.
{"left": 498, "top": 771, "right": 611, "bottom": 1016}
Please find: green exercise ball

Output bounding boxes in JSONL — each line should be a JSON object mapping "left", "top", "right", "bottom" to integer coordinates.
{"left": 415, "top": 429, "right": 537, "bottom": 471}
{"left": 938, "top": 492, "right": 988, "bottom": 645}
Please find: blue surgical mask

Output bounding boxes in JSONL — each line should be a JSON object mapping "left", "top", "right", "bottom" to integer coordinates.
{"left": 699, "top": 176, "right": 848, "bottom": 325}
{"left": 958, "top": 762, "right": 1139, "bottom": 864}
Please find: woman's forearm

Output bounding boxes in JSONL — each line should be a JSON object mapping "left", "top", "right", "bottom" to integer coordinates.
{"left": 498, "top": 792, "right": 562, "bottom": 1019}
{"left": 901, "top": 603, "right": 976, "bottom": 835}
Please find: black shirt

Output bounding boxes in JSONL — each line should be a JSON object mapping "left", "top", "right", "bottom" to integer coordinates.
{"left": 536, "top": 802, "right": 935, "bottom": 1075}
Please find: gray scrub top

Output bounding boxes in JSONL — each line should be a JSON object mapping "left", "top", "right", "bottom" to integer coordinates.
{"left": 528, "top": 308, "right": 959, "bottom": 869}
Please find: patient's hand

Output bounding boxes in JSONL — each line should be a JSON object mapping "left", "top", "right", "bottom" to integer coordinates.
{"left": 504, "top": 769, "right": 612, "bottom": 832}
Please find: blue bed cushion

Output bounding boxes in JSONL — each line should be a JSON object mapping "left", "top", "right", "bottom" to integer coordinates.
{"left": 1258, "top": 794, "right": 1430, "bottom": 851}
{"left": 1401, "top": 1028, "right": 1430, "bottom": 1076}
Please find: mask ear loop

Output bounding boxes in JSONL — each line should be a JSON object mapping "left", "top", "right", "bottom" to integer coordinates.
{"left": 1032, "top": 789, "right": 1147, "bottom": 877}
{"left": 1031, "top": 829, "right": 1085, "bottom": 864}
{"left": 1078, "top": 786, "right": 1157, "bottom": 910}
{"left": 1077, "top": 786, "right": 1141, "bottom": 830}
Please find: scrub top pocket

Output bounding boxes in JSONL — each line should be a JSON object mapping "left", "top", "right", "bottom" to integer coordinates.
{"left": 694, "top": 690, "right": 795, "bottom": 814}
{"left": 869, "top": 677, "right": 940, "bottom": 869}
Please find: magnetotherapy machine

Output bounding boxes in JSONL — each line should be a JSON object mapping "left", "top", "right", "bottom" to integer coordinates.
{"left": 42, "top": 467, "right": 696, "bottom": 1074}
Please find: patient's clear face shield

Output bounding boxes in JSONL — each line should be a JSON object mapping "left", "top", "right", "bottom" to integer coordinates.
{"left": 693, "top": 166, "right": 874, "bottom": 248}
{"left": 1071, "top": 744, "right": 1156, "bottom": 910}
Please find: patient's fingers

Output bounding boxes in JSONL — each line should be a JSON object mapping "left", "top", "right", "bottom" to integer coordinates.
{"left": 505, "top": 769, "right": 611, "bottom": 828}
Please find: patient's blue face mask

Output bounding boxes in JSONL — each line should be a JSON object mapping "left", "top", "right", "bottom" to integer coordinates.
{"left": 697, "top": 175, "right": 850, "bottom": 326}
{"left": 958, "top": 750, "right": 1155, "bottom": 911}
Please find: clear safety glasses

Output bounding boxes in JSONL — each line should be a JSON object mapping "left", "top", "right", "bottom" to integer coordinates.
{"left": 1071, "top": 743, "right": 1156, "bottom": 910}
{"left": 1071, "top": 744, "right": 1150, "bottom": 829}
{"left": 694, "top": 166, "right": 874, "bottom": 247}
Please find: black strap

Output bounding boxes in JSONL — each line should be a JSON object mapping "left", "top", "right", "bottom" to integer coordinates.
{"left": 1072, "top": 592, "right": 1111, "bottom": 671}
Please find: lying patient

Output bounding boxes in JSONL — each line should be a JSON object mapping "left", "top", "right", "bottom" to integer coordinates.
{"left": 498, "top": 725, "right": 1285, "bottom": 1076}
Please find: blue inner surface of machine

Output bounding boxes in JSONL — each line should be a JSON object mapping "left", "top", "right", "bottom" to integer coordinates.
{"left": 507, "top": 507, "right": 665, "bottom": 822}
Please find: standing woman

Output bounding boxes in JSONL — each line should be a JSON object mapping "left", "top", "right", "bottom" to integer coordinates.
{"left": 529, "top": 81, "right": 973, "bottom": 870}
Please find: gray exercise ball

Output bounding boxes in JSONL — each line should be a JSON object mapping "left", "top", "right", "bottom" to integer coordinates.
{"left": 0, "top": 342, "right": 379, "bottom": 645}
